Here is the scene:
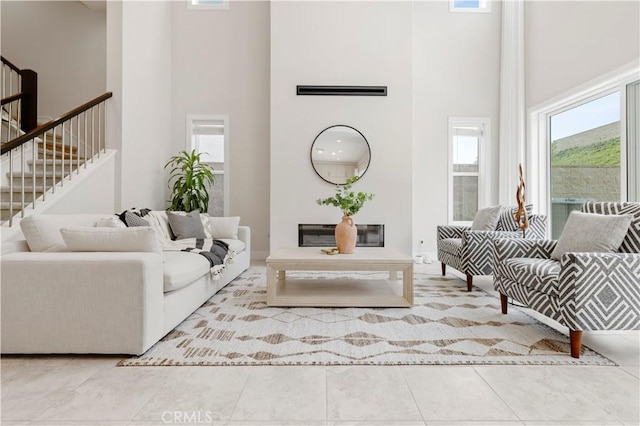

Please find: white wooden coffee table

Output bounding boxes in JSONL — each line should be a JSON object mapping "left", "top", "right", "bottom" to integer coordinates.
{"left": 266, "top": 247, "right": 413, "bottom": 307}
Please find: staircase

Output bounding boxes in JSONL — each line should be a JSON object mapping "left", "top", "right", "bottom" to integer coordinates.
{"left": 1, "top": 56, "right": 112, "bottom": 226}
{"left": 1, "top": 139, "right": 82, "bottom": 221}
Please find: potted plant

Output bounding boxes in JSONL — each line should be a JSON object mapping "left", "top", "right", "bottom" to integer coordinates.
{"left": 164, "top": 150, "right": 215, "bottom": 213}
{"left": 316, "top": 176, "right": 374, "bottom": 253}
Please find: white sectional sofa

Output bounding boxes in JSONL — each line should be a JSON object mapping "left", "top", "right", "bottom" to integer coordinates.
{"left": 1, "top": 213, "right": 250, "bottom": 355}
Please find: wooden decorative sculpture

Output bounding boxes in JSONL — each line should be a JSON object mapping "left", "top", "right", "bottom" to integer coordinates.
{"left": 515, "top": 163, "right": 529, "bottom": 237}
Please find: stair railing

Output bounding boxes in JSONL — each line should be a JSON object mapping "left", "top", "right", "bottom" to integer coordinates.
{"left": 1, "top": 92, "right": 112, "bottom": 226}
{"left": 1, "top": 56, "right": 37, "bottom": 143}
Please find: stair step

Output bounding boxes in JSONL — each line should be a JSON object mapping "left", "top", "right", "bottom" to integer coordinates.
{"left": 8, "top": 169, "right": 68, "bottom": 178}
{"left": 8, "top": 175, "right": 64, "bottom": 186}
{"left": 0, "top": 187, "right": 45, "bottom": 203}
{"left": 37, "top": 149, "right": 84, "bottom": 161}
{"left": 27, "top": 159, "right": 77, "bottom": 172}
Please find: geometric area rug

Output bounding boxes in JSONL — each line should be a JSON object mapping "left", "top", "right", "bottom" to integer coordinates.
{"left": 118, "top": 267, "right": 615, "bottom": 366}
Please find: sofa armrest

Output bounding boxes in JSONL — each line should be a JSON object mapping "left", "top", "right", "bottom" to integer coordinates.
{"left": 1, "top": 252, "right": 165, "bottom": 354}
{"left": 238, "top": 225, "right": 251, "bottom": 255}
{"left": 437, "top": 225, "right": 469, "bottom": 241}
{"left": 558, "top": 252, "right": 640, "bottom": 331}
{"left": 493, "top": 238, "right": 557, "bottom": 263}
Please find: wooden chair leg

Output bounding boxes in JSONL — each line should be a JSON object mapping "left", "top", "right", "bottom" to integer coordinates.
{"left": 441, "top": 262, "right": 446, "bottom": 276}
{"left": 500, "top": 294, "right": 508, "bottom": 314}
{"left": 570, "top": 330, "right": 583, "bottom": 358}
{"left": 466, "top": 274, "right": 473, "bottom": 292}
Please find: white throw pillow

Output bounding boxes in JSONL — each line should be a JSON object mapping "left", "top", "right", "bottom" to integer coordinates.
{"left": 470, "top": 206, "right": 501, "bottom": 231}
{"left": 207, "top": 216, "right": 241, "bottom": 240}
{"left": 95, "top": 217, "right": 127, "bottom": 228}
{"left": 60, "top": 227, "right": 162, "bottom": 254}
{"left": 19, "top": 214, "right": 107, "bottom": 252}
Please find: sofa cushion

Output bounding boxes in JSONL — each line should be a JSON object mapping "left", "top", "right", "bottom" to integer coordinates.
{"left": 438, "top": 238, "right": 462, "bottom": 256}
{"left": 61, "top": 227, "right": 162, "bottom": 254}
{"left": 163, "top": 251, "right": 211, "bottom": 292}
{"left": 219, "top": 238, "right": 246, "bottom": 254}
{"left": 167, "top": 210, "right": 207, "bottom": 240}
{"left": 551, "top": 211, "right": 633, "bottom": 260}
{"left": 20, "top": 214, "right": 113, "bottom": 252}
{"left": 470, "top": 206, "right": 501, "bottom": 231}
{"left": 498, "top": 258, "right": 561, "bottom": 298}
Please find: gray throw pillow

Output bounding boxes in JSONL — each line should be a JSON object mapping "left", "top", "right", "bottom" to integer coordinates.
{"left": 167, "top": 210, "right": 207, "bottom": 240}
{"left": 470, "top": 205, "right": 502, "bottom": 231}
{"left": 550, "top": 211, "right": 633, "bottom": 260}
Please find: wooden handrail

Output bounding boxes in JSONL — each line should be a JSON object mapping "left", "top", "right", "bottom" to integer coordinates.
{"left": 1, "top": 56, "right": 21, "bottom": 73}
{"left": 1, "top": 92, "right": 112, "bottom": 155}
{"left": 1, "top": 92, "right": 23, "bottom": 106}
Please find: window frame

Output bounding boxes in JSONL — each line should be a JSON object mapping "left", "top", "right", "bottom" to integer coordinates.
{"left": 527, "top": 62, "right": 639, "bottom": 217}
{"left": 187, "top": 0, "right": 229, "bottom": 11}
{"left": 449, "top": 0, "right": 491, "bottom": 14}
{"left": 185, "top": 114, "right": 230, "bottom": 216}
{"left": 448, "top": 117, "right": 490, "bottom": 225}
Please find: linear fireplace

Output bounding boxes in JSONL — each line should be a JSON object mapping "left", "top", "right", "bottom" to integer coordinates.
{"left": 298, "top": 224, "right": 384, "bottom": 247}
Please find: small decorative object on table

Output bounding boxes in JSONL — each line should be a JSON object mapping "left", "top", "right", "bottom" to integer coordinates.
{"left": 316, "top": 176, "right": 374, "bottom": 254}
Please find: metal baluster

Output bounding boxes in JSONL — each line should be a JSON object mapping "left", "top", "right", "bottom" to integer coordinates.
{"left": 32, "top": 138, "right": 36, "bottom": 207}
{"left": 76, "top": 114, "right": 80, "bottom": 175}
{"left": 20, "top": 143, "right": 25, "bottom": 217}
{"left": 9, "top": 151, "right": 13, "bottom": 226}
{"left": 42, "top": 132, "right": 46, "bottom": 201}
{"left": 98, "top": 103, "right": 102, "bottom": 157}
{"left": 8, "top": 74, "right": 13, "bottom": 140}
{"left": 52, "top": 126, "right": 57, "bottom": 193}
{"left": 91, "top": 107, "right": 95, "bottom": 162}
{"left": 103, "top": 102, "right": 107, "bottom": 154}
{"left": 61, "top": 121, "right": 65, "bottom": 187}
{"left": 84, "top": 111, "right": 88, "bottom": 169}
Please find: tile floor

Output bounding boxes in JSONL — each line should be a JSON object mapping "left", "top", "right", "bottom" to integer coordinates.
{"left": 2, "top": 261, "right": 639, "bottom": 426}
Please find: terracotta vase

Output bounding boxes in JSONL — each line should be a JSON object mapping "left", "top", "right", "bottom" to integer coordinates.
{"left": 335, "top": 215, "right": 357, "bottom": 254}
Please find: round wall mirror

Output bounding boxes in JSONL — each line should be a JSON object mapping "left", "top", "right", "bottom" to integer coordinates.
{"left": 310, "top": 125, "right": 371, "bottom": 185}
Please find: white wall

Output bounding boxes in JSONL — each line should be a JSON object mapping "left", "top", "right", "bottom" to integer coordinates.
{"left": 526, "top": 1, "right": 640, "bottom": 108}
{"left": 270, "top": 1, "right": 414, "bottom": 253}
{"left": 107, "top": 1, "right": 173, "bottom": 211}
{"left": 0, "top": 1, "right": 106, "bottom": 119}
{"left": 171, "top": 1, "right": 270, "bottom": 257}
{"left": 412, "top": 1, "right": 502, "bottom": 254}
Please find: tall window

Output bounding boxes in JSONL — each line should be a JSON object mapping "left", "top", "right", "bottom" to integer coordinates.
{"left": 549, "top": 92, "right": 621, "bottom": 237}
{"left": 528, "top": 64, "right": 639, "bottom": 238}
{"left": 186, "top": 115, "right": 228, "bottom": 217}
{"left": 449, "top": 117, "right": 489, "bottom": 224}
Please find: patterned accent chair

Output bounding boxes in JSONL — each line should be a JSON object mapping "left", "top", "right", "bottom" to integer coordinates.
{"left": 437, "top": 206, "right": 548, "bottom": 291}
{"left": 493, "top": 202, "right": 640, "bottom": 358}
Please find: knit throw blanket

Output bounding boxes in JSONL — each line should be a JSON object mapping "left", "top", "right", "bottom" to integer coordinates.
{"left": 118, "top": 208, "right": 233, "bottom": 278}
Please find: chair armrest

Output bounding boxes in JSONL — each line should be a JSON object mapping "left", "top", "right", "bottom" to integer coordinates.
{"left": 459, "top": 230, "right": 532, "bottom": 275}
{"left": 437, "top": 225, "right": 469, "bottom": 241}
{"left": 493, "top": 238, "right": 557, "bottom": 263}
{"left": 558, "top": 252, "right": 640, "bottom": 331}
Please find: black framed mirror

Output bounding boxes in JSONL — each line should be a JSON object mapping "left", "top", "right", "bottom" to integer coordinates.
{"left": 310, "top": 125, "right": 371, "bottom": 185}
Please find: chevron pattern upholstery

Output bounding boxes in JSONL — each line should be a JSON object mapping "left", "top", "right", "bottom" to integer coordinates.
{"left": 437, "top": 212, "right": 548, "bottom": 291}
{"left": 493, "top": 202, "right": 640, "bottom": 358}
